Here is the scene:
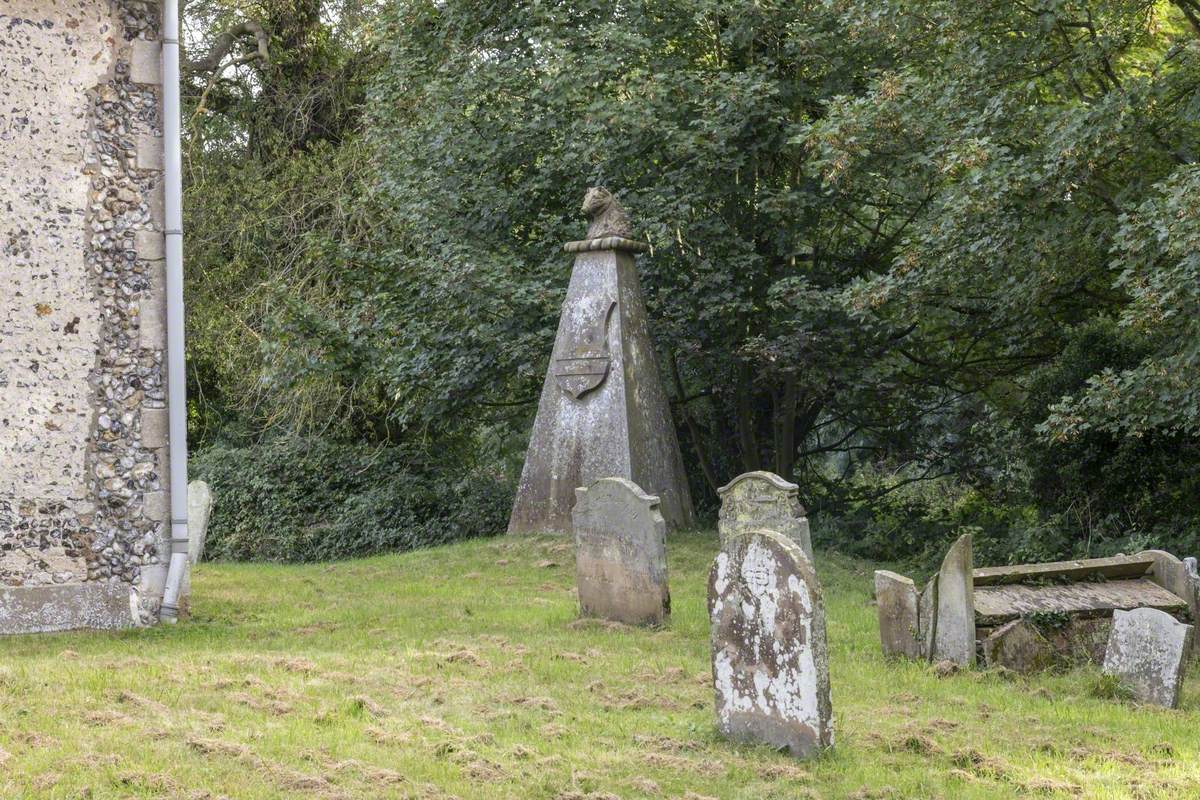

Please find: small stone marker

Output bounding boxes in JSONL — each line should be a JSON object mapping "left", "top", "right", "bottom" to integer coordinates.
{"left": 708, "top": 528, "right": 832, "bottom": 758}
{"left": 933, "top": 533, "right": 975, "bottom": 666}
{"left": 179, "top": 480, "right": 214, "bottom": 609}
{"left": 717, "top": 471, "right": 812, "bottom": 559}
{"left": 981, "top": 618, "right": 1055, "bottom": 674}
{"left": 188, "top": 480, "right": 214, "bottom": 565}
{"left": 875, "top": 570, "right": 921, "bottom": 660}
{"left": 1102, "top": 607, "right": 1193, "bottom": 708}
{"left": 572, "top": 477, "right": 669, "bottom": 626}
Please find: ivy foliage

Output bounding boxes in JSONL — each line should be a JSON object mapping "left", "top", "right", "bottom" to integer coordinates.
{"left": 192, "top": 439, "right": 510, "bottom": 562}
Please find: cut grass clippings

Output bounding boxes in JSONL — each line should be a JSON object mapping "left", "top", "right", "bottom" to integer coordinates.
{"left": 0, "top": 530, "right": 1196, "bottom": 799}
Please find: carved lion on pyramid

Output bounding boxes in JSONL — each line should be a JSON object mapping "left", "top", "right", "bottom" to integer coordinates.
{"left": 582, "top": 187, "right": 634, "bottom": 240}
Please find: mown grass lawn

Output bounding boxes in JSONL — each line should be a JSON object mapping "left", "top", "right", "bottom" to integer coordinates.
{"left": 0, "top": 530, "right": 1196, "bottom": 799}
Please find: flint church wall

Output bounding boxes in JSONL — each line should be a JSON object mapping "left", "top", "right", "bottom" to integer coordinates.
{"left": 0, "top": 0, "right": 171, "bottom": 631}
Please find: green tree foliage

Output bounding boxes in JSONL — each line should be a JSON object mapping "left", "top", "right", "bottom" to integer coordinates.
{"left": 182, "top": 1, "right": 516, "bottom": 560}
{"left": 809, "top": 0, "right": 1200, "bottom": 553}
{"left": 184, "top": 0, "right": 1200, "bottom": 561}
{"left": 362, "top": 0, "right": 998, "bottom": 510}
{"left": 183, "top": 0, "right": 384, "bottom": 446}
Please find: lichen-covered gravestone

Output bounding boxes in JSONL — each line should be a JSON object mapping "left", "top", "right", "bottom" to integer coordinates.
{"left": 572, "top": 477, "right": 669, "bottom": 626}
{"left": 1102, "top": 607, "right": 1194, "bottom": 708}
{"left": 708, "top": 528, "right": 832, "bottom": 758}
{"left": 717, "top": 471, "right": 813, "bottom": 559}
{"left": 508, "top": 188, "right": 694, "bottom": 535}
{"left": 875, "top": 570, "right": 922, "bottom": 660}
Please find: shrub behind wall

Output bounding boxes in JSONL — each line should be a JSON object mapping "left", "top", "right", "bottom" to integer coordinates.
{"left": 192, "top": 438, "right": 511, "bottom": 562}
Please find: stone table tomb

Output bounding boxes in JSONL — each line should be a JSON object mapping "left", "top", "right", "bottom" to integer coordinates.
{"left": 876, "top": 543, "right": 1200, "bottom": 672}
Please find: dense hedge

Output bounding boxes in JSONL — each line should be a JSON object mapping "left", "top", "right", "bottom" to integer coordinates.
{"left": 191, "top": 439, "right": 511, "bottom": 562}
{"left": 813, "top": 469, "right": 1200, "bottom": 579}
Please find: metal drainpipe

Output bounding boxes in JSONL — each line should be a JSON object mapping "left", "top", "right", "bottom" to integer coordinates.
{"left": 158, "top": 0, "right": 189, "bottom": 622}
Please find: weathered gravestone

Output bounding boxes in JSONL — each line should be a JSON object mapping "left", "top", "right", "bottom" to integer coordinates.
{"left": 187, "top": 480, "right": 213, "bottom": 566}
{"left": 572, "top": 477, "right": 669, "bottom": 626}
{"left": 708, "top": 529, "right": 832, "bottom": 758}
{"left": 178, "top": 480, "right": 214, "bottom": 610}
{"left": 980, "top": 619, "right": 1056, "bottom": 675}
{"left": 878, "top": 533, "right": 975, "bottom": 665}
{"left": 874, "top": 570, "right": 921, "bottom": 660}
{"left": 508, "top": 188, "right": 694, "bottom": 535}
{"left": 717, "top": 471, "right": 812, "bottom": 559}
{"left": 1103, "top": 607, "right": 1194, "bottom": 708}
{"left": 933, "top": 533, "right": 976, "bottom": 666}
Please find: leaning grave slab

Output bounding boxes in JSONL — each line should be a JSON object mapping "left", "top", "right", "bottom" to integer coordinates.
{"left": 931, "top": 533, "right": 975, "bottom": 666}
{"left": 876, "top": 543, "right": 1199, "bottom": 670}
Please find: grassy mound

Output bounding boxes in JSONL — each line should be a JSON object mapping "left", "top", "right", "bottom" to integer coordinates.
{"left": 0, "top": 531, "right": 1195, "bottom": 798}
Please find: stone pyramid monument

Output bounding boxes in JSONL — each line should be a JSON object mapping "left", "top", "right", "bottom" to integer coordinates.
{"left": 508, "top": 188, "right": 695, "bottom": 534}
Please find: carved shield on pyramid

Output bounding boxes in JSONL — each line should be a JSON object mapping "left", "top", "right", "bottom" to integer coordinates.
{"left": 553, "top": 299, "right": 616, "bottom": 400}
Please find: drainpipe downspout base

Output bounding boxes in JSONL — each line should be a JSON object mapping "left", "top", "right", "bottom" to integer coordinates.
{"left": 157, "top": 0, "right": 189, "bottom": 623}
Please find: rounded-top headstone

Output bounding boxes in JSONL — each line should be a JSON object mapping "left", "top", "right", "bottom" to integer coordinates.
{"left": 1103, "top": 607, "right": 1193, "bottom": 708}
{"left": 572, "top": 477, "right": 669, "bottom": 626}
{"left": 708, "top": 528, "right": 832, "bottom": 758}
{"left": 717, "top": 471, "right": 812, "bottom": 559}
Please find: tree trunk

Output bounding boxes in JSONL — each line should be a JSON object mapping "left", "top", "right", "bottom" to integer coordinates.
{"left": 773, "top": 374, "right": 798, "bottom": 480}
{"left": 735, "top": 362, "right": 760, "bottom": 473}
{"left": 670, "top": 353, "right": 720, "bottom": 496}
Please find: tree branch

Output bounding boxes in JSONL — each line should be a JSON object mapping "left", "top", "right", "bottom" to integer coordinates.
{"left": 190, "top": 21, "right": 271, "bottom": 74}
